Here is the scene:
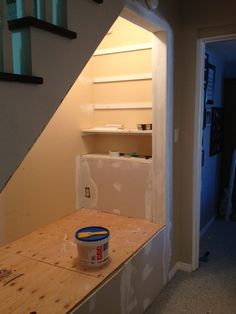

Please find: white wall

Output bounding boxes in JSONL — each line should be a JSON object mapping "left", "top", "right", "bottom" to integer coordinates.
{"left": 78, "top": 155, "right": 153, "bottom": 220}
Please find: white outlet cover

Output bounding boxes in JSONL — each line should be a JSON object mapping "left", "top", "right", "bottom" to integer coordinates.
{"left": 145, "top": 0, "right": 159, "bottom": 10}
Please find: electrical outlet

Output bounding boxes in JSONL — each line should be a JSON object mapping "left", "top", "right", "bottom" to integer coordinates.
{"left": 85, "top": 187, "right": 91, "bottom": 198}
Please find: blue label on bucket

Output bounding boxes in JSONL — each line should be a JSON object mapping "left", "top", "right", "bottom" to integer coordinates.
{"left": 75, "top": 226, "right": 110, "bottom": 242}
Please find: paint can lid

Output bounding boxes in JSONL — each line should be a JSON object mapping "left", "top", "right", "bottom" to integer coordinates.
{"left": 75, "top": 226, "right": 110, "bottom": 242}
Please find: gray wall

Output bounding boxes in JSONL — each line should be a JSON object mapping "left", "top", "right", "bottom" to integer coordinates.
{"left": 200, "top": 47, "right": 224, "bottom": 230}
{"left": 175, "top": 0, "right": 236, "bottom": 263}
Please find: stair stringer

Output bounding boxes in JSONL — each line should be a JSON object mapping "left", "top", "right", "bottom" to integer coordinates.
{"left": 0, "top": 0, "right": 125, "bottom": 192}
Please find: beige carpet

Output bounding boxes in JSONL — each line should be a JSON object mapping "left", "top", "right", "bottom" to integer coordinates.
{"left": 146, "top": 220, "right": 236, "bottom": 314}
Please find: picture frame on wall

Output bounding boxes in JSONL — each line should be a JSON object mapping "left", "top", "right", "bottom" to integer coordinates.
{"left": 205, "top": 63, "right": 216, "bottom": 105}
{"left": 204, "top": 53, "right": 209, "bottom": 90}
{"left": 205, "top": 108, "right": 212, "bottom": 126}
{"left": 210, "top": 107, "right": 223, "bottom": 156}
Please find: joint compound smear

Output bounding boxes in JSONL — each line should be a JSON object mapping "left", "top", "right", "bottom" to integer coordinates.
{"left": 89, "top": 295, "right": 97, "bottom": 312}
{"left": 145, "top": 167, "right": 153, "bottom": 221}
{"left": 120, "top": 263, "right": 138, "bottom": 314}
{"left": 112, "top": 209, "right": 121, "bottom": 215}
{"left": 81, "top": 158, "right": 98, "bottom": 208}
{"left": 112, "top": 161, "right": 121, "bottom": 169}
{"left": 144, "top": 241, "right": 152, "bottom": 255}
{"left": 97, "top": 159, "right": 104, "bottom": 169}
{"left": 142, "top": 264, "right": 153, "bottom": 281}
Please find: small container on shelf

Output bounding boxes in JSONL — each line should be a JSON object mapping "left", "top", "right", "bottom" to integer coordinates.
{"left": 109, "top": 151, "right": 120, "bottom": 157}
{"left": 137, "top": 123, "right": 152, "bottom": 131}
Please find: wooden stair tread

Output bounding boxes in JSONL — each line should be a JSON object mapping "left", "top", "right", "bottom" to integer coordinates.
{"left": 8, "top": 16, "right": 77, "bottom": 39}
{"left": 0, "top": 72, "right": 43, "bottom": 84}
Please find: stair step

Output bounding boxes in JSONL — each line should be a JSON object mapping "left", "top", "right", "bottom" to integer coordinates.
{"left": 8, "top": 16, "right": 77, "bottom": 39}
{"left": 0, "top": 72, "right": 43, "bottom": 84}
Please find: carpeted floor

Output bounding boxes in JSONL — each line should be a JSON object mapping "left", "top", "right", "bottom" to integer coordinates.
{"left": 146, "top": 220, "right": 236, "bottom": 314}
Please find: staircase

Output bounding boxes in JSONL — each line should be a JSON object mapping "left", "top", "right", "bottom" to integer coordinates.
{"left": 0, "top": 0, "right": 125, "bottom": 191}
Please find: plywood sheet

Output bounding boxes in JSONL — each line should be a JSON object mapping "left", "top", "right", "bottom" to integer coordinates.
{"left": 0, "top": 252, "right": 99, "bottom": 314}
{"left": 0, "top": 209, "right": 164, "bottom": 313}
{"left": 1, "top": 209, "right": 164, "bottom": 279}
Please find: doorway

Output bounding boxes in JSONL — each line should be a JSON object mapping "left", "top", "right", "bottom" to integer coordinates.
{"left": 193, "top": 35, "right": 236, "bottom": 270}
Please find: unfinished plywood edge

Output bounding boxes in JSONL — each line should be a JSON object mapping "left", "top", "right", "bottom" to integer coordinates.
{"left": 94, "top": 43, "right": 152, "bottom": 56}
{"left": 93, "top": 73, "right": 152, "bottom": 83}
{"left": 93, "top": 102, "right": 152, "bottom": 110}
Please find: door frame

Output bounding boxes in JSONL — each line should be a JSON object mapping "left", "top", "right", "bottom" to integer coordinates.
{"left": 122, "top": 3, "right": 174, "bottom": 282}
{"left": 192, "top": 33, "right": 236, "bottom": 270}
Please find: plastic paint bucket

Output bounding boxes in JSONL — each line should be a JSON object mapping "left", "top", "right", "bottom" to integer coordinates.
{"left": 75, "top": 226, "right": 110, "bottom": 267}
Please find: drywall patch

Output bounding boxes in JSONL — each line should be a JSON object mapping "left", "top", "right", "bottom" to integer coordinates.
{"left": 79, "top": 103, "right": 94, "bottom": 113}
{"left": 113, "top": 182, "right": 122, "bottom": 192}
{"left": 131, "top": 162, "right": 141, "bottom": 169}
{"left": 120, "top": 263, "right": 138, "bottom": 314}
{"left": 142, "top": 264, "right": 153, "bottom": 281}
{"left": 88, "top": 295, "right": 96, "bottom": 312}
{"left": 145, "top": 191, "right": 152, "bottom": 221}
{"left": 145, "top": 168, "right": 153, "bottom": 221}
{"left": 144, "top": 241, "right": 152, "bottom": 255}
{"left": 79, "top": 157, "right": 98, "bottom": 208}
{"left": 75, "top": 155, "right": 82, "bottom": 209}
{"left": 112, "top": 209, "right": 121, "bottom": 215}
{"left": 112, "top": 161, "right": 121, "bottom": 169}
{"left": 97, "top": 159, "right": 104, "bottom": 169}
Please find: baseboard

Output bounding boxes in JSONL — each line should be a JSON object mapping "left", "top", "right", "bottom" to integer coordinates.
{"left": 200, "top": 215, "right": 216, "bottom": 238}
{"left": 168, "top": 261, "right": 193, "bottom": 280}
{"left": 177, "top": 261, "right": 193, "bottom": 272}
{"left": 168, "top": 263, "right": 178, "bottom": 280}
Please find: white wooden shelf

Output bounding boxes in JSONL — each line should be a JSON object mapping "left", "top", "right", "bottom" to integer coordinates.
{"left": 94, "top": 102, "right": 152, "bottom": 110}
{"left": 81, "top": 128, "right": 152, "bottom": 136}
{"left": 93, "top": 73, "right": 152, "bottom": 84}
{"left": 82, "top": 154, "right": 152, "bottom": 163}
{"left": 93, "top": 43, "right": 152, "bottom": 56}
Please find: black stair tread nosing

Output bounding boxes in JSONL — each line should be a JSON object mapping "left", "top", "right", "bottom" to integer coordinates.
{"left": 8, "top": 16, "right": 77, "bottom": 39}
{"left": 0, "top": 72, "right": 43, "bottom": 84}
